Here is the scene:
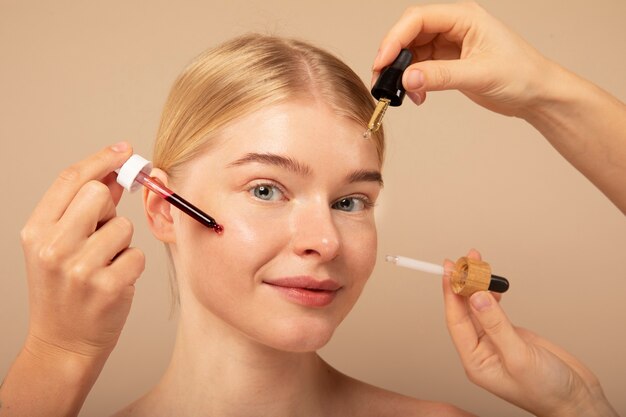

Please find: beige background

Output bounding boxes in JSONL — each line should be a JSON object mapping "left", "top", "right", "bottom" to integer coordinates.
{"left": 1, "top": 1, "right": 625, "bottom": 416}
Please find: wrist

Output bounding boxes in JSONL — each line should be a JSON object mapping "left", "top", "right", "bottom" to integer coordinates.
{"left": 570, "top": 389, "right": 619, "bottom": 417}
{"left": 516, "top": 58, "right": 579, "bottom": 122}
{"left": 0, "top": 335, "right": 110, "bottom": 417}
{"left": 540, "top": 386, "right": 619, "bottom": 417}
{"left": 23, "top": 332, "right": 111, "bottom": 386}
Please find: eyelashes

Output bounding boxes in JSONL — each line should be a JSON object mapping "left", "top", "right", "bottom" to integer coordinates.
{"left": 246, "top": 180, "right": 375, "bottom": 212}
{"left": 331, "top": 197, "right": 375, "bottom": 212}
{"left": 249, "top": 182, "right": 285, "bottom": 202}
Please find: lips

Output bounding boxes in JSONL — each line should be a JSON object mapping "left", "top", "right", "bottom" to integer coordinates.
{"left": 263, "top": 276, "right": 342, "bottom": 307}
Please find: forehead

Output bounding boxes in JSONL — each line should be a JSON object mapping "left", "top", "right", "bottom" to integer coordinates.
{"left": 209, "top": 100, "right": 381, "bottom": 170}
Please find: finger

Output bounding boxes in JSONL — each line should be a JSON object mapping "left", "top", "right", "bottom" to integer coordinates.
{"left": 106, "top": 246, "right": 145, "bottom": 287}
{"left": 373, "top": 3, "right": 472, "bottom": 71}
{"left": 57, "top": 180, "right": 118, "bottom": 240}
{"left": 102, "top": 171, "right": 125, "bottom": 206}
{"left": 33, "top": 185, "right": 117, "bottom": 267}
{"left": 429, "top": 34, "right": 463, "bottom": 61}
{"left": 465, "top": 249, "right": 503, "bottom": 301}
{"left": 82, "top": 216, "right": 135, "bottom": 268}
{"left": 469, "top": 291, "right": 526, "bottom": 359}
{"left": 30, "top": 142, "right": 133, "bottom": 226}
{"left": 466, "top": 248, "right": 482, "bottom": 261}
{"left": 443, "top": 259, "right": 479, "bottom": 357}
{"left": 402, "top": 58, "right": 486, "bottom": 94}
{"left": 406, "top": 91, "right": 425, "bottom": 106}
{"left": 413, "top": 42, "right": 434, "bottom": 62}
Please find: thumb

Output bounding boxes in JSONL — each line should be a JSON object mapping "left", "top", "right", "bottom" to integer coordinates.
{"left": 403, "top": 59, "right": 483, "bottom": 93}
{"left": 469, "top": 291, "right": 525, "bottom": 358}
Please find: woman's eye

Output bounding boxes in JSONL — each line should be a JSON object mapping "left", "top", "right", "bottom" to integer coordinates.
{"left": 250, "top": 184, "right": 284, "bottom": 201}
{"left": 331, "top": 197, "right": 371, "bottom": 212}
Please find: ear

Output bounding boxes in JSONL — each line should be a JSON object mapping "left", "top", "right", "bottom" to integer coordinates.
{"left": 143, "top": 168, "right": 176, "bottom": 243}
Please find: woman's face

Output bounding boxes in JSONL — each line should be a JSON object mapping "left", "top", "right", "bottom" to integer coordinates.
{"left": 169, "top": 100, "right": 382, "bottom": 352}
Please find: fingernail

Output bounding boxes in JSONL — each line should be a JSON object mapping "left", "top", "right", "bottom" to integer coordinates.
{"left": 372, "top": 48, "right": 382, "bottom": 70}
{"left": 470, "top": 291, "right": 492, "bottom": 312}
{"left": 111, "top": 141, "right": 129, "bottom": 152}
{"left": 372, "top": 48, "right": 383, "bottom": 71}
{"left": 405, "top": 69, "right": 424, "bottom": 91}
{"left": 407, "top": 91, "right": 423, "bottom": 106}
{"left": 370, "top": 72, "right": 379, "bottom": 88}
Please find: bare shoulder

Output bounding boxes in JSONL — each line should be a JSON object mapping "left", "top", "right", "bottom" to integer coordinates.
{"left": 332, "top": 372, "right": 476, "bottom": 417}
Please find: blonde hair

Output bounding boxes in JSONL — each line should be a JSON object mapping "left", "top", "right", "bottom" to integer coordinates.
{"left": 153, "top": 34, "right": 385, "bottom": 310}
{"left": 154, "top": 33, "right": 384, "bottom": 178}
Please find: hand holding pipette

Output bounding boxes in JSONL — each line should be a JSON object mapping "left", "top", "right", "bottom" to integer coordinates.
{"left": 439, "top": 249, "right": 617, "bottom": 416}
{"left": 6, "top": 143, "right": 146, "bottom": 416}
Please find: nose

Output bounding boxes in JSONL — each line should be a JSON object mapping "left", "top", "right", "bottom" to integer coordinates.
{"left": 290, "top": 202, "right": 341, "bottom": 262}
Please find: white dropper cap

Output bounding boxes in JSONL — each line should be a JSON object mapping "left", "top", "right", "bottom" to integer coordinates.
{"left": 115, "top": 154, "right": 153, "bottom": 192}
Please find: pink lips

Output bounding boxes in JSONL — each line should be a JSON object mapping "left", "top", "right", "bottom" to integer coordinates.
{"left": 263, "top": 276, "right": 341, "bottom": 307}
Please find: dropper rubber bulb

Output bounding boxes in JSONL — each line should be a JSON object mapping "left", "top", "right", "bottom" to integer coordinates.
{"left": 371, "top": 49, "right": 413, "bottom": 106}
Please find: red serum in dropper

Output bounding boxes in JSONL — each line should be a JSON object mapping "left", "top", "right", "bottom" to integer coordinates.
{"left": 115, "top": 154, "right": 223, "bottom": 234}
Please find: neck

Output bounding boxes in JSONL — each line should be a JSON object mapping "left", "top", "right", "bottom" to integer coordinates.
{"left": 146, "top": 300, "right": 338, "bottom": 417}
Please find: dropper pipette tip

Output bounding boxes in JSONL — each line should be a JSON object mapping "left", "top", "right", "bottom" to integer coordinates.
{"left": 385, "top": 255, "right": 398, "bottom": 264}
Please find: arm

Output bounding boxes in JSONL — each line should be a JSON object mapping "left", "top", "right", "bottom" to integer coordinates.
{"left": 0, "top": 143, "right": 144, "bottom": 416}
{"left": 521, "top": 65, "right": 626, "bottom": 214}
{"left": 373, "top": 2, "right": 626, "bottom": 214}
{"left": 1, "top": 337, "right": 108, "bottom": 416}
{"left": 443, "top": 250, "right": 619, "bottom": 417}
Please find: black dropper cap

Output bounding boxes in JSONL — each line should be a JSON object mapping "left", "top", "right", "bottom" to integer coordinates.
{"left": 488, "top": 274, "right": 510, "bottom": 293}
{"left": 371, "top": 49, "right": 413, "bottom": 107}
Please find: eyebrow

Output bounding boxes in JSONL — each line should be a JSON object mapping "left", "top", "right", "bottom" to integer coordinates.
{"left": 228, "top": 152, "right": 311, "bottom": 176}
{"left": 227, "top": 152, "right": 383, "bottom": 186}
{"left": 348, "top": 169, "right": 384, "bottom": 186}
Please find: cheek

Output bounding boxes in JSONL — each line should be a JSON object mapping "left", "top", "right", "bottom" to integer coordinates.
{"left": 176, "top": 206, "right": 289, "bottom": 298}
{"left": 217, "top": 214, "right": 287, "bottom": 270}
{"left": 340, "top": 219, "right": 378, "bottom": 291}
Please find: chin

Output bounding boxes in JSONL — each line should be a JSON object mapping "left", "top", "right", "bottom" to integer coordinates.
{"left": 259, "top": 316, "right": 339, "bottom": 353}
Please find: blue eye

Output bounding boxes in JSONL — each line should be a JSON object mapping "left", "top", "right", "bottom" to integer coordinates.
{"left": 332, "top": 197, "right": 370, "bottom": 212}
{"left": 250, "top": 184, "right": 283, "bottom": 201}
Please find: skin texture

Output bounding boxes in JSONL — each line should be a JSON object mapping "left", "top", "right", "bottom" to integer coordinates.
{"left": 153, "top": 101, "right": 381, "bottom": 351}
{"left": 168, "top": 101, "right": 381, "bottom": 353}
{"left": 123, "top": 100, "right": 471, "bottom": 416}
